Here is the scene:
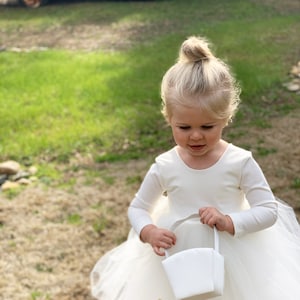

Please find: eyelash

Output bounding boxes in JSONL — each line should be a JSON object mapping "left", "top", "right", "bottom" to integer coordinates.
{"left": 178, "top": 125, "right": 214, "bottom": 130}
{"left": 179, "top": 126, "right": 190, "bottom": 130}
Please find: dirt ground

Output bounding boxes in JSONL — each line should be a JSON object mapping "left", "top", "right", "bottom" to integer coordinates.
{"left": 0, "top": 4, "right": 300, "bottom": 300}
{"left": 1, "top": 114, "right": 299, "bottom": 300}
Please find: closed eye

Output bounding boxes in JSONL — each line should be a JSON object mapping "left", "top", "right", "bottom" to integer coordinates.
{"left": 178, "top": 126, "right": 191, "bottom": 130}
{"left": 201, "top": 125, "right": 214, "bottom": 130}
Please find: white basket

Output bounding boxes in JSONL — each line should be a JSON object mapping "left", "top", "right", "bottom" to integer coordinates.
{"left": 162, "top": 214, "right": 224, "bottom": 299}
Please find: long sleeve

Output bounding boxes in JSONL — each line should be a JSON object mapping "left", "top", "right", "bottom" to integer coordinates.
{"left": 128, "top": 146, "right": 279, "bottom": 239}
{"left": 128, "top": 164, "right": 164, "bottom": 236}
{"left": 228, "top": 156, "right": 278, "bottom": 237}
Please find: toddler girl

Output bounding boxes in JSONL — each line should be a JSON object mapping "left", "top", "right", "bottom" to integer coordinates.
{"left": 91, "top": 36, "right": 300, "bottom": 300}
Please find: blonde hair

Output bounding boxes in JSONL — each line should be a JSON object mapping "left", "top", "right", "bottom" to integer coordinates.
{"left": 161, "top": 36, "right": 240, "bottom": 124}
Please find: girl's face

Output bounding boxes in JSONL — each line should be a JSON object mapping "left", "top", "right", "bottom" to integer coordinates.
{"left": 170, "top": 104, "right": 226, "bottom": 160}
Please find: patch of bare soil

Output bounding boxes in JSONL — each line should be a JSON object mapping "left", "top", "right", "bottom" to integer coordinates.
{"left": 0, "top": 159, "right": 150, "bottom": 300}
{"left": 1, "top": 22, "right": 156, "bottom": 52}
{"left": 1, "top": 0, "right": 299, "bottom": 53}
{"left": 227, "top": 110, "right": 300, "bottom": 212}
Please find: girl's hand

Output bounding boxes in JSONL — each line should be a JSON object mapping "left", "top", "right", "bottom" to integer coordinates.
{"left": 199, "top": 207, "right": 235, "bottom": 235}
{"left": 140, "top": 225, "right": 177, "bottom": 256}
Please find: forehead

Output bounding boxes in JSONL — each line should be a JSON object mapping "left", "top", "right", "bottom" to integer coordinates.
{"left": 171, "top": 104, "right": 218, "bottom": 124}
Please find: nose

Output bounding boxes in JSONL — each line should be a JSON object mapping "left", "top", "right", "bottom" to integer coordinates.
{"left": 190, "top": 129, "right": 203, "bottom": 140}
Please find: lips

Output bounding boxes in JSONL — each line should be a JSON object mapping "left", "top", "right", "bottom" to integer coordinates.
{"left": 189, "top": 144, "right": 206, "bottom": 151}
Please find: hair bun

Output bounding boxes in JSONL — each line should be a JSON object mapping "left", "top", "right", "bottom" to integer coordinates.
{"left": 179, "top": 36, "right": 214, "bottom": 63}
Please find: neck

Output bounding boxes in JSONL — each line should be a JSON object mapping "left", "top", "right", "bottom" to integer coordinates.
{"left": 177, "top": 140, "right": 228, "bottom": 170}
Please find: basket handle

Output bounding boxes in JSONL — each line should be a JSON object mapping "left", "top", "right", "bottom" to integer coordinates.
{"left": 165, "top": 213, "right": 220, "bottom": 257}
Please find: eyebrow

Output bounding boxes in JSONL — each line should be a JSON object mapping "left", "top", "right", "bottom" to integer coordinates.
{"left": 175, "top": 122, "right": 217, "bottom": 126}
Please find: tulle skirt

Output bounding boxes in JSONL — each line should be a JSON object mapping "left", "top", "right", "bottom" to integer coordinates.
{"left": 90, "top": 199, "right": 300, "bottom": 300}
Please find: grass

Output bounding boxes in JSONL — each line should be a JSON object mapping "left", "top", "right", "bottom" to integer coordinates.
{"left": 67, "top": 213, "right": 82, "bottom": 225}
{"left": 292, "top": 178, "right": 300, "bottom": 189}
{"left": 31, "top": 290, "right": 51, "bottom": 300}
{"left": 0, "top": 0, "right": 299, "bottom": 163}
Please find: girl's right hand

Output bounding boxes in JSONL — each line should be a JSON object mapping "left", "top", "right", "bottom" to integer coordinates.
{"left": 140, "top": 224, "right": 176, "bottom": 256}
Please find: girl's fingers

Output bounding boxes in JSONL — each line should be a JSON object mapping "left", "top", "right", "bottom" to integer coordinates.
{"left": 153, "top": 246, "right": 165, "bottom": 256}
{"left": 163, "top": 234, "right": 176, "bottom": 246}
{"left": 157, "top": 237, "right": 173, "bottom": 250}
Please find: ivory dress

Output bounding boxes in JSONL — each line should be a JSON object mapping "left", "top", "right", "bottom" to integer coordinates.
{"left": 90, "top": 144, "right": 300, "bottom": 300}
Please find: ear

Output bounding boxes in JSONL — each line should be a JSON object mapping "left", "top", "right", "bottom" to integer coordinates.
{"left": 221, "top": 119, "right": 229, "bottom": 128}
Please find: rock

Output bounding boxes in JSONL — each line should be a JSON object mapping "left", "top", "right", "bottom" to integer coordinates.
{"left": 0, "top": 160, "right": 38, "bottom": 192}
{"left": 0, "top": 175, "right": 8, "bottom": 185}
{"left": 1, "top": 181, "right": 20, "bottom": 190}
{"left": 0, "top": 160, "right": 21, "bottom": 175}
{"left": 284, "top": 61, "right": 300, "bottom": 93}
{"left": 289, "top": 61, "right": 300, "bottom": 77}
{"left": 17, "top": 178, "right": 31, "bottom": 185}
{"left": 11, "top": 171, "right": 31, "bottom": 181}
{"left": 28, "top": 166, "right": 38, "bottom": 175}
{"left": 286, "top": 82, "right": 300, "bottom": 92}
{"left": 0, "top": 161, "right": 38, "bottom": 191}
{"left": 290, "top": 65, "right": 300, "bottom": 77}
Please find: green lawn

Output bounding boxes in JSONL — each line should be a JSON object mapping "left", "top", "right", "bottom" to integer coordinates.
{"left": 0, "top": 0, "right": 299, "bottom": 163}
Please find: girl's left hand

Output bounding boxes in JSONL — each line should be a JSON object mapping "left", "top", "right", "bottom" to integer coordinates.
{"left": 199, "top": 207, "right": 235, "bottom": 235}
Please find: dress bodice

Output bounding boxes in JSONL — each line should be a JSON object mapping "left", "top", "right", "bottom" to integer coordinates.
{"left": 129, "top": 143, "right": 277, "bottom": 237}
{"left": 155, "top": 144, "right": 250, "bottom": 218}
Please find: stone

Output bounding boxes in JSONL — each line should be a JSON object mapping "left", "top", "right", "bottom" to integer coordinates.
{"left": 17, "top": 178, "right": 31, "bottom": 185}
{"left": 286, "top": 82, "right": 300, "bottom": 92}
{"left": 290, "top": 65, "right": 300, "bottom": 77}
{"left": 11, "top": 171, "right": 31, "bottom": 181}
{"left": 1, "top": 181, "right": 20, "bottom": 190}
{"left": 29, "top": 166, "right": 38, "bottom": 175}
{"left": 0, "top": 161, "right": 38, "bottom": 190}
{"left": 0, "top": 175, "right": 8, "bottom": 185}
{"left": 0, "top": 161, "right": 21, "bottom": 175}
{"left": 284, "top": 62, "right": 300, "bottom": 93}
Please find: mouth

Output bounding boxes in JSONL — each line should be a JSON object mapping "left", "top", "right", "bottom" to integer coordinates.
{"left": 189, "top": 144, "right": 206, "bottom": 151}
